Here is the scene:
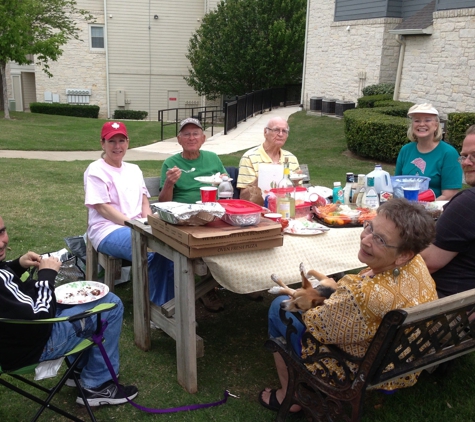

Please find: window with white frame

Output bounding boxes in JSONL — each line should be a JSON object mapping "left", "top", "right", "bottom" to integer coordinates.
{"left": 90, "top": 25, "right": 105, "bottom": 50}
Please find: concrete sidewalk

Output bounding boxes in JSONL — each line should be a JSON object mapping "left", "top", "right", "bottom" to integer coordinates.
{"left": 0, "top": 106, "right": 300, "bottom": 161}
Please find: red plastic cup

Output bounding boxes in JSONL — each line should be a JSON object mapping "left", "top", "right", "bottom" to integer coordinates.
{"left": 418, "top": 189, "right": 436, "bottom": 202}
{"left": 200, "top": 186, "right": 217, "bottom": 202}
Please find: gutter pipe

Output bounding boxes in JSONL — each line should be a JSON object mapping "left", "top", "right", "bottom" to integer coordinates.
{"left": 393, "top": 34, "right": 406, "bottom": 101}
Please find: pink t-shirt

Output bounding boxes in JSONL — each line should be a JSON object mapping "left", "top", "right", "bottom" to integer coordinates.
{"left": 84, "top": 159, "right": 149, "bottom": 249}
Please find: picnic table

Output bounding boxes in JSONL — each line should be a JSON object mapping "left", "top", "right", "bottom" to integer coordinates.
{"left": 126, "top": 219, "right": 364, "bottom": 393}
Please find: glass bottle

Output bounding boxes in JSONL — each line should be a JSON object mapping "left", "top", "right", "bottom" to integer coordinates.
{"left": 277, "top": 157, "right": 294, "bottom": 218}
{"left": 343, "top": 172, "right": 354, "bottom": 205}
{"left": 354, "top": 174, "right": 366, "bottom": 206}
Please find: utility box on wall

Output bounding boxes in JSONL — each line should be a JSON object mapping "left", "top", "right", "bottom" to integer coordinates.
{"left": 117, "top": 90, "right": 126, "bottom": 107}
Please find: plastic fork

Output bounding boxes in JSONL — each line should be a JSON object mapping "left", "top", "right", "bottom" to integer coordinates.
{"left": 179, "top": 167, "right": 196, "bottom": 173}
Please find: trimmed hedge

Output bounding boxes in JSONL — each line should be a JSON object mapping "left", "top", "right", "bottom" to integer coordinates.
{"left": 113, "top": 109, "right": 148, "bottom": 120}
{"left": 446, "top": 112, "right": 475, "bottom": 151}
{"left": 357, "top": 94, "right": 393, "bottom": 108}
{"left": 30, "top": 102, "right": 100, "bottom": 118}
{"left": 344, "top": 107, "right": 409, "bottom": 163}
{"left": 362, "top": 83, "right": 395, "bottom": 97}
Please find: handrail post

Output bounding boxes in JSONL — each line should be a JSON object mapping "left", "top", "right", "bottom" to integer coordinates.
{"left": 224, "top": 101, "right": 228, "bottom": 135}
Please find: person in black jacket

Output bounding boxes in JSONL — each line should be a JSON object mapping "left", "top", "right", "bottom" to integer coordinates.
{"left": 0, "top": 216, "right": 138, "bottom": 407}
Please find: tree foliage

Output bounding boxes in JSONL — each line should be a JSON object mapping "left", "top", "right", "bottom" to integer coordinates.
{"left": 0, "top": 0, "right": 94, "bottom": 119}
{"left": 185, "top": 0, "right": 306, "bottom": 100}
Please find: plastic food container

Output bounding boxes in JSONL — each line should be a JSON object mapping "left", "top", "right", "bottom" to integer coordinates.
{"left": 390, "top": 176, "right": 430, "bottom": 198}
{"left": 295, "top": 202, "right": 312, "bottom": 218}
{"left": 218, "top": 199, "right": 262, "bottom": 226}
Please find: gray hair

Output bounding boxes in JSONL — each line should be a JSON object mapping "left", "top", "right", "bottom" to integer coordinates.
{"left": 377, "top": 198, "right": 435, "bottom": 254}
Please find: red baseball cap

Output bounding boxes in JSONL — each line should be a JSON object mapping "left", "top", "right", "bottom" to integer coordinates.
{"left": 101, "top": 122, "right": 128, "bottom": 140}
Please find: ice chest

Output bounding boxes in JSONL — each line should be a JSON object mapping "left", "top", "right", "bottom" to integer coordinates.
{"left": 147, "top": 214, "right": 283, "bottom": 258}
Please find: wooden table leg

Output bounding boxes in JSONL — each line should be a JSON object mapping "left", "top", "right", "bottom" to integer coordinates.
{"left": 131, "top": 228, "right": 151, "bottom": 351}
{"left": 174, "top": 251, "right": 198, "bottom": 393}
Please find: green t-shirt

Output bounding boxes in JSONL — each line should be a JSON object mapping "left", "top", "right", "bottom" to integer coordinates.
{"left": 160, "top": 151, "right": 227, "bottom": 203}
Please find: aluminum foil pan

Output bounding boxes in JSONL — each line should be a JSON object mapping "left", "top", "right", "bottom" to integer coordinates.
{"left": 151, "top": 202, "right": 225, "bottom": 225}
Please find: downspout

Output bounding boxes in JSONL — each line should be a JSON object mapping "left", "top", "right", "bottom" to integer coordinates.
{"left": 393, "top": 35, "right": 406, "bottom": 101}
{"left": 300, "top": 0, "right": 310, "bottom": 108}
{"left": 104, "top": 0, "right": 111, "bottom": 118}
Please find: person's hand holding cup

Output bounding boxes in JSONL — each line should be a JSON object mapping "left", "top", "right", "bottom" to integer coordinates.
{"left": 200, "top": 186, "right": 217, "bottom": 202}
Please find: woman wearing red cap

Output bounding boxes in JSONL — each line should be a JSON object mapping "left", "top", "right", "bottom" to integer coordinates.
{"left": 84, "top": 121, "right": 173, "bottom": 306}
{"left": 395, "top": 103, "right": 462, "bottom": 201}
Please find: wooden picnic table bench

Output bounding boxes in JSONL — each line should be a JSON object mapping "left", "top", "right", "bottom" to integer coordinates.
{"left": 265, "top": 288, "right": 475, "bottom": 421}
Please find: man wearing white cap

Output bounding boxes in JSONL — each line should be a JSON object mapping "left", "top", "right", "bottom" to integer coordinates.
{"left": 422, "top": 125, "right": 475, "bottom": 297}
{"left": 395, "top": 103, "right": 462, "bottom": 201}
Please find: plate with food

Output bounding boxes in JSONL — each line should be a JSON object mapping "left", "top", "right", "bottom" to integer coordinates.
{"left": 312, "top": 203, "right": 376, "bottom": 227}
{"left": 56, "top": 281, "right": 109, "bottom": 305}
{"left": 283, "top": 219, "right": 330, "bottom": 235}
{"left": 289, "top": 173, "right": 308, "bottom": 181}
{"left": 194, "top": 173, "right": 231, "bottom": 186}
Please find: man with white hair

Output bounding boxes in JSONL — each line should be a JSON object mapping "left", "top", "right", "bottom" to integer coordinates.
{"left": 237, "top": 116, "right": 300, "bottom": 189}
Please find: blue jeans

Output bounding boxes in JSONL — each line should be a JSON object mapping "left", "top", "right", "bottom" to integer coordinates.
{"left": 39, "top": 292, "right": 122, "bottom": 389}
{"left": 98, "top": 226, "right": 174, "bottom": 306}
{"left": 268, "top": 295, "right": 306, "bottom": 354}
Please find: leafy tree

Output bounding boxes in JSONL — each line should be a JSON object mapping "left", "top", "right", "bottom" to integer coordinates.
{"left": 185, "top": 0, "right": 306, "bottom": 100}
{"left": 0, "top": 0, "right": 94, "bottom": 119}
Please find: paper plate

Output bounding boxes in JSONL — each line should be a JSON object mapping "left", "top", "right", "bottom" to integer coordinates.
{"left": 194, "top": 176, "right": 233, "bottom": 185}
{"left": 56, "top": 281, "right": 109, "bottom": 305}
{"left": 289, "top": 174, "right": 308, "bottom": 181}
{"left": 284, "top": 220, "right": 330, "bottom": 235}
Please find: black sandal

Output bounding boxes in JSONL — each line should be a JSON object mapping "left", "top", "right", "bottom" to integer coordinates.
{"left": 258, "top": 388, "right": 281, "bottom": 412}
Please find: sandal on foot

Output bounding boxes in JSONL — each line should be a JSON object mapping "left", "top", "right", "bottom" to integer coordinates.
{"left": 258, "top": 388, "right": 281, "bottom": 412}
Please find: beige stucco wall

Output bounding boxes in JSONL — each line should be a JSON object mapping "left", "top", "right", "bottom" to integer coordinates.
{"left": 302, "top": 0, "right": 401, "bottom": 110}
{"left": 398, "top": 8, "right": 475, "bottom": 118}
{"left": 34, "top": 7, "right": 108, "bottom": 118}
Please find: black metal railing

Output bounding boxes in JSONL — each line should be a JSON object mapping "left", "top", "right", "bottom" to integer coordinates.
{"left": 157, "top": 106, "right": 220, "bottom": 141}
{"left": 223, "top": 84, "right": 301, "bottom": 135}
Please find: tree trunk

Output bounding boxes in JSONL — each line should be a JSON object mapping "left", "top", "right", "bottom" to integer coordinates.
{"left": 1, "top": 62, "right": 11, "bottom": 119}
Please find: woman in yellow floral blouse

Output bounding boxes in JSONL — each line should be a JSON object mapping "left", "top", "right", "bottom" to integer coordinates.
{"left": 259, "top": 198, "right": 438, "bottom": 413}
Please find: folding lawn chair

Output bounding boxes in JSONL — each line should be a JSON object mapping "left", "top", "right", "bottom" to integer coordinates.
{"left": 0, "top": 302, "right": 117, "bottom": 422}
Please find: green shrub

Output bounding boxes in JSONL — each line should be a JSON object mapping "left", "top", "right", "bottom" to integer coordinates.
{"left": 362, "top": 83, "right": 395, "bottom": 97}
{"left": 344, "top": 107, "right": 409, "bottom": 163}
{"left": 446, "top": 112, "right": 475, "bottom": 150}
{"left": 357, "top": 94, "right": 393, "bottom": 108}
{"left": 30, "top": 102, "right": 100, "bottom": 118}
{"left": 113, "top": 109, "right": 148, "bottom": 120}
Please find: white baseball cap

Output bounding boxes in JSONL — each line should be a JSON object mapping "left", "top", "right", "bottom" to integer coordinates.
{"left": 407, "top": 103, "right": 439, "bottom": 117}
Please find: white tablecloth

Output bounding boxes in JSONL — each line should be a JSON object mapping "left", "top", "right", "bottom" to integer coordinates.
{"left": 203, "top": 227, "right": 364, "bottom": 294}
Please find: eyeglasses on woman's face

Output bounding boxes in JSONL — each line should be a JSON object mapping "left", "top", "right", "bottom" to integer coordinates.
{"left": 362, "top": 220, "right": 399, "bottom": 249}
{"left": 458, "top": 153, "right": 475, "bottom": 165}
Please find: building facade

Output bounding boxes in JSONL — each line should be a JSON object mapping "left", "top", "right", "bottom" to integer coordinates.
{"left": 302, "top": 0, "right": 475, "bottom": 118}
{"left": 5, "top": 0, "right": 221, "bottom": 119}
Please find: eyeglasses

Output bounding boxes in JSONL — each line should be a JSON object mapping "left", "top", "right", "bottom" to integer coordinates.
{"left": 362, "top": 221, "right": 399, "bottom": 249}
{"left": 458, "top": 153, "right": 475, "bottom": 164}
{"left": 265, "top": 127, "right": 289, "bottom": 135}
{"left": 180, "top": 131, "right": 202, "bottom": 139}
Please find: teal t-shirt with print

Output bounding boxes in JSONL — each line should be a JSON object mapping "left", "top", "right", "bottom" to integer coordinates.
{"left": 395, "top": 141, "right": 462, "bottom": 197}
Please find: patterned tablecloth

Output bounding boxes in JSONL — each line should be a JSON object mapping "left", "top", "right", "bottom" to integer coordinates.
{"left": 202, "top": 227, "right": 364, "bottom": 294}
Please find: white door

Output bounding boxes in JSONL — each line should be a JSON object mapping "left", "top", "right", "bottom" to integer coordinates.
{"left": 11, "top": 75, "right": 23, "bottom": 111}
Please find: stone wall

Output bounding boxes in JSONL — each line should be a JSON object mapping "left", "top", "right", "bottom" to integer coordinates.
{"left": 302, "top": 0, "right": 401, "bottom": 109}
{"left": 398, "top": 8, "right": 475, "bottom": 118}
{"left": 34, "top": 9, "right": 108, "bottom": 118}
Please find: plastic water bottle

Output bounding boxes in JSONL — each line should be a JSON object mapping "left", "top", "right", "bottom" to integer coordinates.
{"left": 332, "top": 181, "right": 344, "bottom": 204}
{"left": 218, "top": 176, "right": 234, "bottom": 199}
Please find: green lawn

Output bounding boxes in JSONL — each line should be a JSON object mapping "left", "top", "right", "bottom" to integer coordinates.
{"left": 1, "top": 111, "right": 474, "bottom": 422}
